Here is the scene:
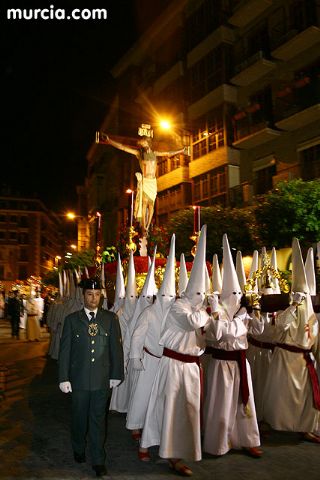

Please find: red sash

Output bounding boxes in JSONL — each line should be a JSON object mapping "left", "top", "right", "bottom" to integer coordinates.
{"left": 248, "top": 336, "right": 275, "bottom": 351}
{"left": 208, "top": 347, "right": 249, "bottom": 406}
{"left": 143, "top": 346, "right": 161, "bottom": 359}
{"left": 276, "top": 343, "right": 320, "bottom": 411}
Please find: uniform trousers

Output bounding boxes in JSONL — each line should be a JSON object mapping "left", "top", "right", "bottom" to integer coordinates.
{"left": 71, "top": 389, "right": 109, "bottom": 465}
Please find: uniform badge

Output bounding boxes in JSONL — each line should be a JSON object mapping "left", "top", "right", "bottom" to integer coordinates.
{"left": 88, "top": 323, "right": 98, "bottom": 337}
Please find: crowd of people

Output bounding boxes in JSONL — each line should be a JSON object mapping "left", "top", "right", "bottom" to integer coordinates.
{"left": 47, "top": 227, "right": 320, "bottom": 477}
{"left": 1, "top": 287, "right": 54, "bottom": 342}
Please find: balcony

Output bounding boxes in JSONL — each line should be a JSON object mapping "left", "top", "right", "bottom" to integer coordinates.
{"left": 228, "top": 0, "right": 273, "bottom": 28}
{"left": 271, "top": 25, "right": 320, "bottom": 61}
{"left": 232, "top": 104, "right": 281, "bottom": 149}
{"left": 275, "top": 76, "right": 320, "bottom": 130}
{"left": 157, "top": 166, "right": 190, "bottom": 193}
{"left": 189, "top": 146, "right": 240, "bottom": 178}
{"left": 188, "top": 84, "right": 237, "bottom": 120}
{"left": 231, "top": 50, "right": 276, "bottom": 87}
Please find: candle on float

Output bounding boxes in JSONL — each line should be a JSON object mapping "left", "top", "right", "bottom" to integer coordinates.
{"left": 197, "top": 206, "right": 201, "bottom": 232}
{"left": 193, "top": 206, "right": 199, "bottom": 233}
{"left": 126, "top": 189, "right": 134, "bottom": 227}
{"left": 96, "top": 212, "right": 102, "bottom": 243}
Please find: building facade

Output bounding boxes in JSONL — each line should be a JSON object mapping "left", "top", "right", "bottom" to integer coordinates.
{"left": 84, "top": 0, "right": 320, "bottom": 243}
{"left": 0, "top": 193, "right": 63, "bottom": 284}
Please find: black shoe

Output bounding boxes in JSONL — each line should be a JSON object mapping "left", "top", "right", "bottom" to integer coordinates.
{"left": 92, "top": 464, "right": 107, "bottom": 477}
{"left": 74, "top": 452, "right": 86, "bottom": 463}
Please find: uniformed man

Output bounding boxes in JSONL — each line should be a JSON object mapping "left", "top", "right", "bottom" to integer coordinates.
{"left": 58, "top": 277, "right": 124, "bottom": 477}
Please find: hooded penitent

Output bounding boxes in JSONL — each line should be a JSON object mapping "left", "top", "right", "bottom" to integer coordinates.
{"left": 123, "top": 250, "right": 138, "bottom": 317}
{"left": 212, "top": 253, "right": 222, "bottom": 294}
{"left": 178, "top": 253, "right": 188, "bottom": 296}
{"left": 157, "top": 234, "right": 176, "bottom": 313}
{"left": 291, "top": 237, "right": 317, "bottom": 349}
{"left": 112, "top": 253, "right": 126, "bottom": 314}
{"left": 305, "top": 247, "right": 316, "bottom": 296}
{"left": 236, "top": 251, "right": 246, "bottom": 293}
{"left": 220, "top": 234, "right": 242, "bottom": 320}
{"left": 184, "top": 224, "right": 207, "bottom": 307}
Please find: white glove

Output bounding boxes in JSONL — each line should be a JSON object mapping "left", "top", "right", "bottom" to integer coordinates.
{"left": 110, "top": 379, "right": 121, "bottom": 388}
{"left": 208, "top": 294, "right": 219, "bottom": 313}
{"left": 132, "top": 358, "right": 144, "bottom": 371}
{"left": 292, "top": 292, "right": 306, "bottom": 305}
{"left": 59, "top": 381, "right": 72, "bottom": 393}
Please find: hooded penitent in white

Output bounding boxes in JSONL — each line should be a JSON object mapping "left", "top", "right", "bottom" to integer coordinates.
{"left": 305, "top": 247, "right": 316, "bottom": 296}
{"left": 178, "top": 253, "right": 188, "bottom": 296}
{"left": 157, "top": 234, "right": 176, "bottom": 311}
{"left": 220, "top": 234, "right": 242, "bottom": 320}
{"left": 112, "top": 253, "right": 126, "bottom": 314}
{"left": 124, "top": 247, "right": 158, "bottom": 357}
{"left": 291, "top": 237, "right": 317, "bottom": 348}
{"left": 212, "top": 253, "right": 222, "bottom": 294}
{"left": 184, "top": 224, "right": 207, "bottom": 307}
{"left": 122, "top": 250, "right": 138, "bottom": 319}
{"left": 236, "top": 251, "right": 246, "bottom": 293}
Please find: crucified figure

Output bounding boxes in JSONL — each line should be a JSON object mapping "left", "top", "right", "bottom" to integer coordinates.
{"left": 103, "top": 134, "right": 189, "bottom": 235}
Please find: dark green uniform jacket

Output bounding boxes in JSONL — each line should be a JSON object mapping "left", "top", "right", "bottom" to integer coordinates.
{"left": 58, "top": 308, "right": 124, "bottom": 391}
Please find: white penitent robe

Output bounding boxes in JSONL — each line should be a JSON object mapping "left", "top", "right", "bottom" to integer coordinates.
{"left": 263, "top": 301, "right": 320, "bottom": 433}
{"left": 126, "top": 298, "right": 172, "bottom": 430}
{"left": 246, "top": 312, "right": 276, "bottom": 421}
{"left": 109, "top": 303, "right": 135, "bottom": 413}
{"left": 140, "top": 298, "right": 209, "bottom": 461}
{"left": 203, "top": 306, "right": 263, "bottom": 456}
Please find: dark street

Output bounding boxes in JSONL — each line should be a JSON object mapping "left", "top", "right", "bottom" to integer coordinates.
{"left": 0, "top": 319, "right": 320, "bottom": 480}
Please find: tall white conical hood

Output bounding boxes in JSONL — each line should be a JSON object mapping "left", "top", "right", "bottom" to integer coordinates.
{"left": 126, "top": 251, "right": 138, "bottom": 299}
{"left": 100, "top": 265, "right": 109, "bottom": 310}
{"left": 141, "top": 246, "right": 158, "bottom": 297}
{"left": 84, "top": 266, "right": 89, "bottom": 278}
{"left": 159, "top": 234, "right": 176, "bottom": 296}
{"left": 212, "top": 254, "right": 222, "bottom": 293}
{"left": 248, "top": 250, "right": 259, "bottom": 293}
{"left": 111, "top": 253, "right": 126, "bottom": 314}
{"left": 178, "top": 253, "right": 188, "bottom": 296}
{"left": 122, "top": 250, "right": 137, "bottom": 316}
{"left": 185, "top": 225, "right": 207, "bottom": 299}
{"left": 148, "top": 256, "right": 151, "bottom": 269}
{"left": 221, "top": 234, "right": 241, "bottom": 299}
{"left": 292, "top": 238, "right": 308, "bottom": 293}
{"left": 270, "top": 247, "right": 281, "bottom": 294}
{"left": 236, "top": 251, "right": 246, "bottom": 293}
{"left": 114, "top": 253, "right": 126, "bottom": 300}
{"left": 305, "top": 247, "right": 316, "bottom": 296}
{"left": 290, "top": 238, "right": 317, "bottom": 348}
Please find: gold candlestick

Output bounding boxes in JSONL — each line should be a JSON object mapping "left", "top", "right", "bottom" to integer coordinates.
{"left": 126, "top": 225, "right": 138, "bottom": 254}
{"left": 190, "top": 231, "right": 200, "bottom": 257}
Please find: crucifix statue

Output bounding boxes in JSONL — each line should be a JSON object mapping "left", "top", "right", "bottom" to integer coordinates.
{"left": 97, "top": 131, "right": 189, "bottom": 237}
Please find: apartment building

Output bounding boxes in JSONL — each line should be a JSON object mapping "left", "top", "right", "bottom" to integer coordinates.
{"left": 86, "top": 0, "right": 320, "bottom": 237}
{"left": 0, "top": 192, "right": 63, "bottom": 284}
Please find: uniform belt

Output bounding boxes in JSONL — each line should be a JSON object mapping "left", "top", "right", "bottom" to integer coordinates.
{"left": 276, "top": 343, "right": 320, "bottom": 410}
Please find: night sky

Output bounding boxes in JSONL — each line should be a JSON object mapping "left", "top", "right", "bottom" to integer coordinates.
{"left": 2, "top": 0, "right": 168, "bottom": 212}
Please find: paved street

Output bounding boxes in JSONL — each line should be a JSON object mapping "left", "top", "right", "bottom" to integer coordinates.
{"left": 0, "top": 318, "right": 320, "bottom": 480}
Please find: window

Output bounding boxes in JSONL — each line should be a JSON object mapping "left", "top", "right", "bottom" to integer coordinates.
{"left": 19, "top": 248, "right": 28, "bottom": 261}
{"left": 300, "top": 143, "right": 320, "bottom": 180}
{"left": 9, "top": 231, "right": 17, "bottom": 240}
{"left": 0, "top": 215, "right": 6, "bottom": 223}
{"left": 0, "top": 231, "right": 5, "bottom": 240}
{"left": 157, "top": 158, "right": 168, "bottom": 177}
{"left": 192, "top": 107, "right": 225, "bottom": 159}
{"left": 19, "top": 233, "right": 29, "bottom": 245}
{"left": 0, "top": 266, "right": 4, "bottom": 280}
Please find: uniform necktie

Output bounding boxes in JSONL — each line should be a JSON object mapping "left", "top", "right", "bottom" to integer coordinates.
{"left": 88, "top": 311, "right": 98, "bottom": 336}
